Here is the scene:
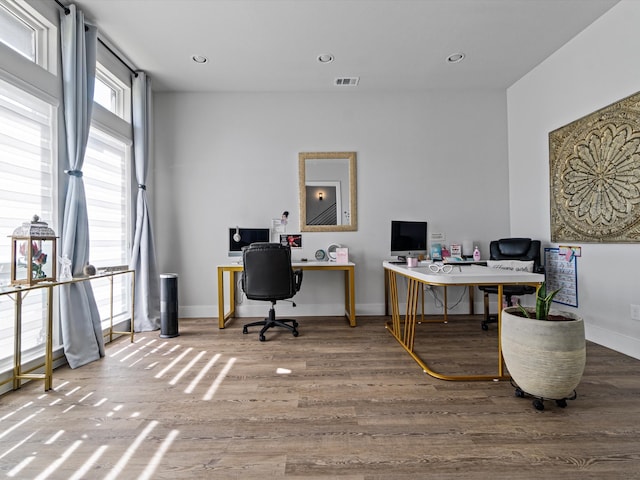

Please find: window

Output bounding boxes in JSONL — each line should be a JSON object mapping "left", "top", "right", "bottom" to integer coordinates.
{"left": 94, "top": 75, "right": 116, "bottom": 113}
{"left": 84, "top": 126, "right": 131, "bottom": 325}
{"left": 0, "top": 2, "right": 34, "bottom": 60}
{"left": 87, "top": 57, "right": 133, "bottom": 328}
{"left": 0, "top": 0, "right": 56, "bottom": 72}
{"left": 0, "top": 0, "right": 134, "bottom": 390}
{"left": 0, "top": 77, "right": 55, "bottom": 368}
{"left": 94, "top": 64, "right": 129, "bottom": 120}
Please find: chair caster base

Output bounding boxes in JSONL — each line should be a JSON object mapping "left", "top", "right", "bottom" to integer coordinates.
{"left": 243, "top": 317, "right": 300, "bottom": 342}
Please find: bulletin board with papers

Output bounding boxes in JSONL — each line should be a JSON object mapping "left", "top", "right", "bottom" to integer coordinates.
{"left": 544, "top": 247, "right": 578, "bottom": 307}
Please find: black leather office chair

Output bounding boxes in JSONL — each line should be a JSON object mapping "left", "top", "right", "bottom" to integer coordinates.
{"left": 478, "top": 238, "right": 543, "bottom": 330}
{"left": 241, "top": 243, "right": 303, "bottom": 341}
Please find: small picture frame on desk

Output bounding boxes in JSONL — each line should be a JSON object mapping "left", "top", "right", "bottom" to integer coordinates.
{"left": 336, "top": 247, "right": 349, "bottom": 264}
{"left": 450, "top": 243, "right": 462, "bottom": 257}
{"left": 280, "top": 233, "right": 302, "bottom": 249}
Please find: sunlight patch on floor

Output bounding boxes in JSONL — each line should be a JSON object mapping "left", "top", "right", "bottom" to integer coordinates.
{"left": 67, "top": 445, "right": 108, "bottom": 480}
{"left": 170, "top": 350, "right": 206, "bottom": 385}
{"left": 0, "top": 332, "right": 242, "bottom": 478}
{"left": 103, "top": 420, "right": 159, "bottom": 480}
{"left": 155, "top": 347, "right": 193, "bottom": 378}
{"left": 203, "top": 357, "right": 236, "bottom": 401}
{"left": 32, "top": 439, "right": 82, "bottom": 480}
{"left": 184, "top": 353, "right": 221, "bottom": 394}
{"left": 138, "top": 429, "right": 180, "bottom": 480}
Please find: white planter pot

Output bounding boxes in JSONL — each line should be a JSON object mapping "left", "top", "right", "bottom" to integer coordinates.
{"left": 501, "top": 307, "right": 586, "bottom": 400}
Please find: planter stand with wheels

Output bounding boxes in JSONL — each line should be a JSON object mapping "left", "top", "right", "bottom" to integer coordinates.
{"left": 501, "top": 306, "right": 586, "bottom": 411}
{"left": 511, "top": 378, "right": 577, "bottom": 411}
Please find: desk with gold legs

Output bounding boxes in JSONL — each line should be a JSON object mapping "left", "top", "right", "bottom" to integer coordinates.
{"left": 383, "top": 261, "right": 543, "bottom": 381}
{"left": 217, "top": 262, "right": 356, "bottom": 328}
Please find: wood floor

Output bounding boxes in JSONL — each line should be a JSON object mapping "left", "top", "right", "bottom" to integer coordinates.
{"left": 1, "top": 315, "right": 639, "bottom": 479}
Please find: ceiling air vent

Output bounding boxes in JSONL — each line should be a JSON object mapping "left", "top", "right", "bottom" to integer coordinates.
{"left": 334, "top": 77, "right": 359, "bottom": 87}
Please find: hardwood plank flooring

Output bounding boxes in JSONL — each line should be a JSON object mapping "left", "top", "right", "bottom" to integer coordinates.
{"left": 1, "top": 315, "right": 639, "bottom": 479}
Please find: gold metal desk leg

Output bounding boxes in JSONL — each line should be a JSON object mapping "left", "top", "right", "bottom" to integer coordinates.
{"left": 13, "top": 291, "right": 23, "bottom": 390}
{"left": 44, "top": 286, "right": 53, "bottom": 390}
{"left": 384, "top": 268, "right": 513, "bottom": 381}
{"left": 108, "top": 275, "right": 114, "bottom": 343}
{"left": 229, "top": 270, "right": 236, "bottom": 319}
{"left": 130, "top": 270, "right": 135, "bottom": 342}
{"left": 217, "top": 267, "right": 225, "bottom": 328}
{"left": 217, "top": 267, "right": 238, "bottom": 329}
{"left": 345, "top": 267, "right": 356, "bottom": 326}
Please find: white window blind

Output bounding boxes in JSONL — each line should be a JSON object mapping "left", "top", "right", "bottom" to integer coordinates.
{"left": 0, "top": 77, "right": 54, "bottom": 366}
{"left": 84, "top": 126, "right": 130, "bottom": 325}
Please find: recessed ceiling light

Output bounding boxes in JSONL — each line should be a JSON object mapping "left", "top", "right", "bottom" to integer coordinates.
{"left": 446, "top": 52, "right": 465, "bottom": 64}
{"left": 192, "top": 55, "right": 208, "bottom": 64}
{"left": 317, "top": 53, "right": 334, "bottom": 64}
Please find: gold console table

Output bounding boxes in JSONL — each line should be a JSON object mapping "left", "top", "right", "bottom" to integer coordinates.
{"left": 0, "top": 269, "right": 135, "bottom": 391}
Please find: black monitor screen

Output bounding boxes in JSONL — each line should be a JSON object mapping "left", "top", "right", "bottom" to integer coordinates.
{"left": 390, "top": 220, "right": 428, "bottom": 258}
{"left": 228, "top": 227, "right": 271, "bottom": 256}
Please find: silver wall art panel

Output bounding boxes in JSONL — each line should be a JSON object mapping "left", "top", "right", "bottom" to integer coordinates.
{"left": 549, "top": 91, "right": 640, "bottom": 242}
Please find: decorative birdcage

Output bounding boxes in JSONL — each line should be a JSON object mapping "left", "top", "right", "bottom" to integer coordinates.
{"left": 9, "top": 215, "right": 57, "bottom": 286}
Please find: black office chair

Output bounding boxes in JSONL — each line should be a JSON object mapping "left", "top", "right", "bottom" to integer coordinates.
{"left": 478, "top": 238, "right": 543, "bottom": 330}
{"left": 241, "top": 243, "right": 303, "bottom": 341}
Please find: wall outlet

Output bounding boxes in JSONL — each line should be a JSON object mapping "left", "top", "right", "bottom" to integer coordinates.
{"left": 630, "top": 304, "right": 640, "bottom": 321}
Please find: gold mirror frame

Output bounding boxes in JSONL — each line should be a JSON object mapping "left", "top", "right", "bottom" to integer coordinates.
{"left": 298, "top": 152, "right": 357, "bottom": 232}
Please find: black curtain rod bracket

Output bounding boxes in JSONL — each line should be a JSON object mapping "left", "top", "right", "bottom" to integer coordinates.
{"left": 54, "top": 0, "right": 70, "bottom": 15}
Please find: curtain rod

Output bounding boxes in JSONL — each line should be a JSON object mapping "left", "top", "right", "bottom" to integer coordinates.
{"left": 54, "top": 0, "right": 138, "bottom": 77}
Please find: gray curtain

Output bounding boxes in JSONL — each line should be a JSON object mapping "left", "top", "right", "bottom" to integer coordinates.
{"left": 59, "top": 4, "right": 104, "bottom": 369}
{"left": 130, "top": 72, "right": 161, "bottom": 331}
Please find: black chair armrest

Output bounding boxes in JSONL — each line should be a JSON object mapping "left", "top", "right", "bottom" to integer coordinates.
{"left": 534, "top": 265, "right": 545, "bottom": 274}
{"left": 293, "top": 269, "right": 303, "bottom": 293}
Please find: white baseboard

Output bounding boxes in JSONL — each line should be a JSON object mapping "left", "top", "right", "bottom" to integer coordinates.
{"left": 180, "top": 303, "right": 355, "bottom": 318}
{"left": 585, "top": 323, "right": 640, "bottom": 360}
{"left": 180, "top": 305, "right": 217, "bottom": 318}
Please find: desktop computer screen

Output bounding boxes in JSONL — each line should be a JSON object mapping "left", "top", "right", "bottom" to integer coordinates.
{"left": 390, "top": 220, "right": 428, "bottom": 260}
{"left": 228, "top": 227, "right": 271, "bottom": 257}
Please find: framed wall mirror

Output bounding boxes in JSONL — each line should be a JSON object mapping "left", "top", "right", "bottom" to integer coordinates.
{"left": 298, "top": 152, "right": 357, "bottom": 232}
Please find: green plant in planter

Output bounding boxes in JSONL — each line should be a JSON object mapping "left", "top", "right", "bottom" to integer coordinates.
{"left": 517, "top": 282, "right": 562, "bottom": 320}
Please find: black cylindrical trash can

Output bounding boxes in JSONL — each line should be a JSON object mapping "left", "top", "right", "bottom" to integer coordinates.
{"left": 160, "top": 273, "right": 179, "bottom": 338}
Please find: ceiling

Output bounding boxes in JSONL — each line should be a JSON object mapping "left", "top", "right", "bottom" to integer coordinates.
{"left": 70, "top": 0, "right": 620, "bottom": 93}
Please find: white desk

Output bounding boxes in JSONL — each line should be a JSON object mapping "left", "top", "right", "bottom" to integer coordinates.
{"left": 383, "top": 261, "right": 544, "bottom": 381}
{"left": 217, "top": 261, "right": 356, "bottom": 329}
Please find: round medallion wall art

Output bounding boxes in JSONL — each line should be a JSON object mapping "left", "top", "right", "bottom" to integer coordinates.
{"left": 549, "top": 90, "right": 640, "bottom": 243}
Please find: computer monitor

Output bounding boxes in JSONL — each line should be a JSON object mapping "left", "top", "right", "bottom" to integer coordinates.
{"left": 228, "top": 227, "right": 271, "bottom": 257}
{"left": 390, "top": 220, "right": 428, "bottom": 261}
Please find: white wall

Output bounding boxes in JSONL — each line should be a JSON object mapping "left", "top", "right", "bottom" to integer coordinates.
{"left": 507, "top": 0, "right": 640, "bottom": 359}
{"left": 153, "top": 90, "right": 511, "bottom": 319}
